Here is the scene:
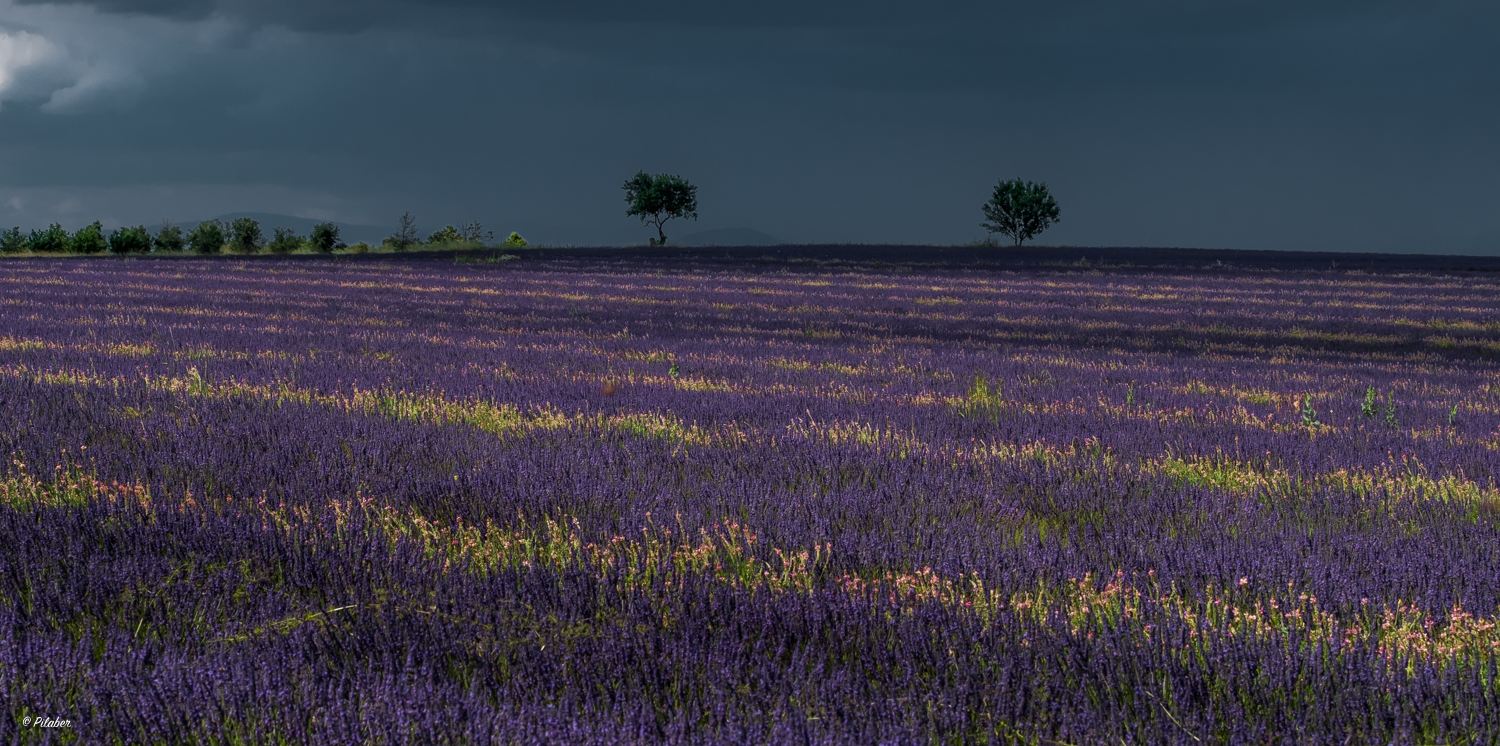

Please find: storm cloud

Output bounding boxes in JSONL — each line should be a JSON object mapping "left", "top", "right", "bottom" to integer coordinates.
{"left": 0, "top": 0, "right": 1495, "bottom": 252}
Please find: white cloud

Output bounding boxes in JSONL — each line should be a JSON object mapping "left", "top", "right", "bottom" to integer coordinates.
{"left": 0, "top": 1, "right": 244, "bottom": 113}
{"left": 0, "top": 28, "right": 60, "bottom": 102}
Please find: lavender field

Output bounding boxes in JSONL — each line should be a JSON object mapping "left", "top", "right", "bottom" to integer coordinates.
{"left": 3, "top": 255, "right": 1499, "bottom": 744}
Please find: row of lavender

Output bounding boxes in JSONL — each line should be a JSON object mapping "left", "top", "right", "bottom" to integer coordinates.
{"left": 2, "top": 256, "right": 1498, "bottom": 743}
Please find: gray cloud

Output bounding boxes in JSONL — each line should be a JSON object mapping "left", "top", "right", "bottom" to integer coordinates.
{"left": 14, "top": 0, "right": 993, "bottom": 30}
{"left": 24, "top": 0, "right": 209, "bottom": 17}
{"left": 0, "top": 0, "right": 1495, "bottom": 252}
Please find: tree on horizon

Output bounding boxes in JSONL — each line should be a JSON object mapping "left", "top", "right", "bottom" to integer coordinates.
{"left": 981, "top": 179, "right": 1060, "bottom": 247}
{"left": 623, "top": 172, "right": 698, "bottom": 246}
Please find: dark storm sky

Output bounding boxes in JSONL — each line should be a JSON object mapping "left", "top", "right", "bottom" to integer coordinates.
{"left": 0, "top": 0, "right": 1495, "bottom": 252}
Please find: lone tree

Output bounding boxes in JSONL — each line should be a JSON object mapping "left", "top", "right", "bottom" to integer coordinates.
{"left": 623, "top": 171, "right": 697, "bottom": 246}
{"left": 981, "top": 178, "right": 1060, "bottom": 247}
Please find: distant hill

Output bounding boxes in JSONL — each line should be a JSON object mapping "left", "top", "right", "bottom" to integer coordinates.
{"left": 179, "top": 213, "right": 391, "bottom": 246}
{"left": 676, "top": 228, "right": 782, "bottom": 247}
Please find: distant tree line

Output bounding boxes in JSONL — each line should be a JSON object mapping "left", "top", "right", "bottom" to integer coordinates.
{"left": 0, "top": 173, "right": 1064, "bottom": 255}
{"left": 0, "top": 215, "right": 528, "bottom": 256}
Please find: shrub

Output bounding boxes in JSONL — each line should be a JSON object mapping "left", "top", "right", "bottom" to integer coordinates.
{"left": 69, "top": 222, "right": 107, "bottom": 254}
{"left": 503, "top": 232, "right": 528, "bottom": 248}
{"left": 0, "top": 227, "right": 26, "bottom": 254}
{"left": 427, "top": 225, "right": 462, "bottom": 244}
{"left": 28, "top": 223, "right": 71, "bottom": 254}
{"left": 107, "top": 225, "right": 153, "bottom": 255}
{"left": 187, "top": 220, "right": 227, "bottom": 255}
{"left": 267, "top": 227, "right": 303, "bottom": 255}
{"left": 154, "top": 223, "right": 185, "bottom": 253}
{"left": 309, "top": 223, "right": 343, "bottom": 253}
{"left": 347, "top": 242, "right": 371, "bottom": 254}
{"left": 229, "top": 217, "right": 264, "bottom": 254}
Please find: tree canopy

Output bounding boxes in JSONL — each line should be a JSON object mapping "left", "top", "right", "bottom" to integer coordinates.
{"left": 188, "top": 220, "right": 226, "bottom": 255}
{"left": 154, "top": 223, "right": 185, "bottom": 253}
{"left": 28, "top": 224, "right": 70, "bottom": 254}
{"left": 267, "top": 227, "right": 303, "bottom": 254}
{"left": 229, "top": 218, "right": 264, "bottom": 254}
{"left": 981, "top": 179, "right": 1060, "bottom": 247}
{"left": 0, "top": 227, "right": 25, "bottom": 254}
{"left": 108, "top": 226, "right": 153, "bottom": 254}
{"left": 310, "top": 223, "right": 343, "bottom": 253}
{"left": 70, "top": 222, "right": 108, "bottom": 255}
{"left": 623, "top": 172, "right": 698, "bottom": 246}
{"left": 427, "top": 225, "right": 462, "bottom": 245}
